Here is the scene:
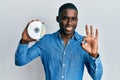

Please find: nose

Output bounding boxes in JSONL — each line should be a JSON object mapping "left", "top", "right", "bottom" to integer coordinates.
{"left": 67, "top": 19, "right": 72, "bottom": 25}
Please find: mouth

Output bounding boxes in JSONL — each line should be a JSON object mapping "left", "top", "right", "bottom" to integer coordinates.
{"left": 65, "top": 26, "right": 73, "bottom": 32}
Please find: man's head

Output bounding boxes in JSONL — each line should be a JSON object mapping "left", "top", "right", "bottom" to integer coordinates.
{"left": 58, "top": 3, "right": 78, "bottom": 16}
{"left": 56, "top": 3, "right": 78, "bottom": 36}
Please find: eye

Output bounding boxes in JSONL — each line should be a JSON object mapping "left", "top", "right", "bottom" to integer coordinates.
{"left": 62, "top": 17, "right": 68, "bottom": 20}
{"left": 72, "top": 17, "right": 78, "bottom": 21}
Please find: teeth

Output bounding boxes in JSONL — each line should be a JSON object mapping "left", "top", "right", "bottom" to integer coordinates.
{"left": 66, "top": 27, "right": 72, "bottom": 31}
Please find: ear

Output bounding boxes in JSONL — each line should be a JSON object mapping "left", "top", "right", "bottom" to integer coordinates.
{"left": 56, "top": 16, "right": 59, "bottom": 23}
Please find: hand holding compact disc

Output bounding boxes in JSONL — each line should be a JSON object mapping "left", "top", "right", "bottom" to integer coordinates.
{"left": 21, "top": 20, "right": 46, "bottom": 44}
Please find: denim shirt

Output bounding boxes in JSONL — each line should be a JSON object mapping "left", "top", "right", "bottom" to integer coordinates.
{"left": 15, "top": 30, "right": 103, "bottom": 80}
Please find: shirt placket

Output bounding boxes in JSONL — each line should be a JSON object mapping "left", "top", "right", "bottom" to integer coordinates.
{"left": 60, "top": 40, "right": 71, "bottom": 80}
{"left": 59, "top": 40, "right": 65, "bottom": 80}
{"left": 61, "top": 49, "right": 66, "bottom": 80}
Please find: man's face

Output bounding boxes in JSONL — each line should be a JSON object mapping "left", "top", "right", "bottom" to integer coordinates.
{"left": 57, "top": 8, "right": 78, "bottom": 35}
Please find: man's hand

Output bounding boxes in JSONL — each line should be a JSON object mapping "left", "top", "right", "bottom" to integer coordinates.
{"left": 81, "top": 25, "right": 99, "bottom": 58}
{"left": 21, "top": 20, "right": 38, "bottom": 44}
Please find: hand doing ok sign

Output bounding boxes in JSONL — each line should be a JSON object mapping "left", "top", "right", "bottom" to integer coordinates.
{"left": 81, "top": 25, "right": 99, "bottom": 58}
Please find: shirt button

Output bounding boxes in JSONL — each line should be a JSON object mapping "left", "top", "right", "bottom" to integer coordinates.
{"left": 62, "top": 64, "right": 65, "bottom": 67}
{"left": 61, "top": 76, "right": 64, "bottom": 79}
{"left": 64, "top": 52, "right": 66, "bottom": 54}
{"left": 96, "top": 68, "right": 98, "bottom": 71}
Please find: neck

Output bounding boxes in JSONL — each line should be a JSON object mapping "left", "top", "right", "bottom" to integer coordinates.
{"left": 61, "top": 33, "right": 73, "bottom": 39}
{"left": 60, "top": 32, "right": 74, "bottom": 46}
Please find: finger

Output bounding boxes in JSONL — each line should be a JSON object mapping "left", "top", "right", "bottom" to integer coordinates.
{"left": 95, "top": 28, "right": 99, "bottom": 39}
{"left": 81, "top": 37, "right": 87, "bottom": 49}
{"left": 29, "top": 38, "right": 36, "bottom": 42}
{"left": 85, "top": 25, "right": 90, "bottom": 36}
{"left": 90, "top": 25, "right": 94, "bottom": 37}
{"left": 26, "top": 20, "right": 36, "bottom": 28}
{"left": 31, "top": 20, "right": 35, "bottom": 22}
{"left": 29, "top": 20, "right": 37, "bottom": 24}
{"left": 82, "top": 36, "right": 88, "bottom": 45}
{"left": 81, "top": 38, "right": 85, "bottom": 48}
{"left": 36, "top": 19, "right": 39, "bottom": 21}
{"left": 26, "top": 20, "right": 33, "bottom": 28}
{"left": 82, "top": 37, "right": 85, "bottom": 43}
{"left": 42, "top": 22, "right": 45, "bottom": 24}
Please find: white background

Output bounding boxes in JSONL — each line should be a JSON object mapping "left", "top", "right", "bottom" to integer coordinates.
{"left": 0, "top": 0, "right": 120, "bottom": 80}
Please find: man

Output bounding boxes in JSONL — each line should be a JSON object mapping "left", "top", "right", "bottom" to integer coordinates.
{"left": 15, "top": 3, "right": 103, "bottom": 80}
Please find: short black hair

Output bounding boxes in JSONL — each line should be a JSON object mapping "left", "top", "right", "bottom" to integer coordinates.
{"left": 58, "top": 3, "right": 78, "bottom": 16}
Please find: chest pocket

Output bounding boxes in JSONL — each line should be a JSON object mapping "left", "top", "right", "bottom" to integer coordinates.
{"left": 65, "top": 45, "right": 85, "bottom": 68}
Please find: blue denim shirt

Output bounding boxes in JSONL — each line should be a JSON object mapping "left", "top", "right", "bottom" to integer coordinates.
{"left": 15, "top": 30, "right": 103, "bottom": 80}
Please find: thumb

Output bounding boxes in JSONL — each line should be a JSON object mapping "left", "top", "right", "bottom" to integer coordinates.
{"left": 81, "top": 37, "right": 86, "bottom": 48}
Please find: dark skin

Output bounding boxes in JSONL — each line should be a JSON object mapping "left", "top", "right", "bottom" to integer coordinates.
{"left": 21, "top": 8, "right": 98, "bottom": 58}
{"left": 57, "top": 8, "right": 98, "bottom": 58}
{"left": 56, "top": 9, "right": 78, "bottom": 46}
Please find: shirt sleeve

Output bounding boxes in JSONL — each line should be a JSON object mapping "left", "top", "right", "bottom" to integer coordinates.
{"left": 85, "top": 53, "right": 103, "bottom": 80}
{"left": 15, "top": 41, "right": 41, "bottom": 66}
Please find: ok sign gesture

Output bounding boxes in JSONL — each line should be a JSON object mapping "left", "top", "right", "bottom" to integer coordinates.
{"left": 81, "top": 25, "right": 99, "bottom": 58}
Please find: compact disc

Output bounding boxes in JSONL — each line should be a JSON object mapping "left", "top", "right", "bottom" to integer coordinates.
{"left": 27, "top": 21, "right": 46, "bottom": 40}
